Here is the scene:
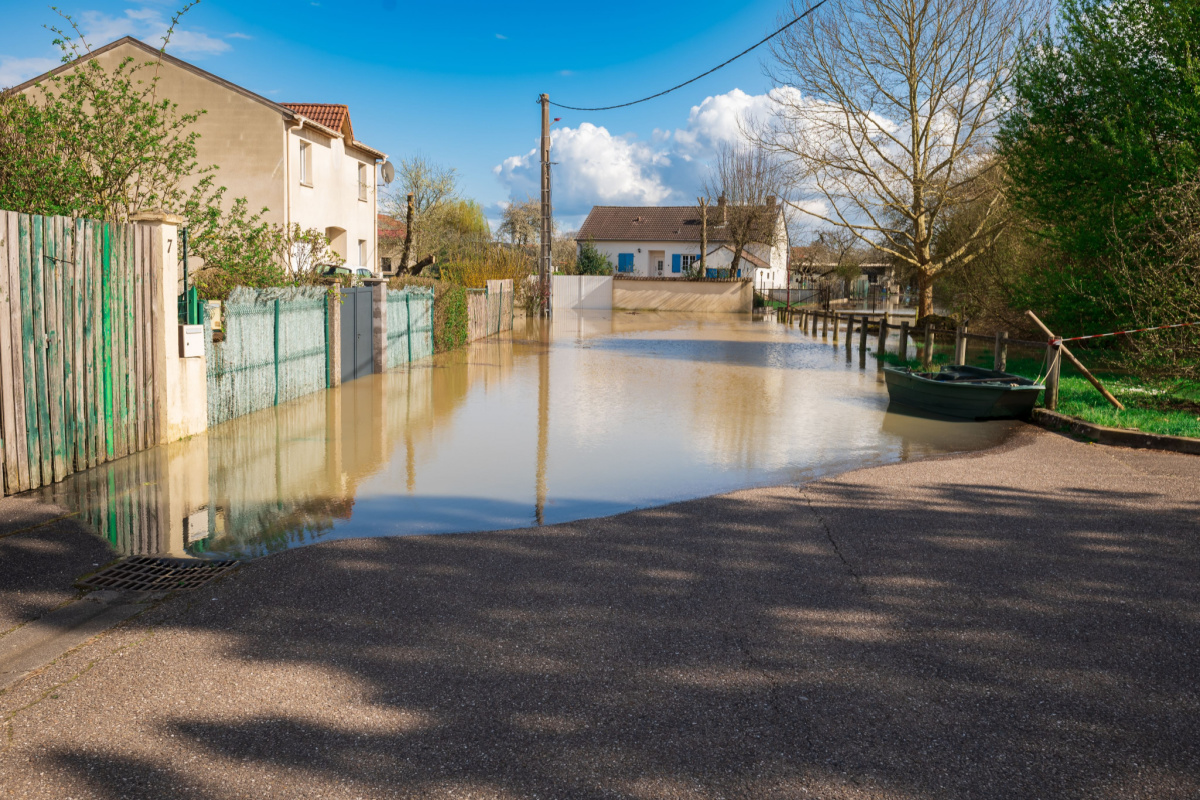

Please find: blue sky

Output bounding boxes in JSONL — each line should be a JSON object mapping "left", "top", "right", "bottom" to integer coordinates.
{"left": 0, "top": 0, "right": 793, "bottom": 230}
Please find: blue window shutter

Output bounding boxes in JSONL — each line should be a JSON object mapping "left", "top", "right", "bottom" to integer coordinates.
{"left": 671, "top": 254, "right": 681, "bottom": 273}
{"left": 705, "top": 268, "right": 715, "bottom": 279}
{"left": 618, "top": 253, "right": 634, "bottom": 272}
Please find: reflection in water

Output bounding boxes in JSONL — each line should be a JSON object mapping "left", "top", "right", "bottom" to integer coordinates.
{"left": 42, "top": 311, "right": 1017, "bottom": 560}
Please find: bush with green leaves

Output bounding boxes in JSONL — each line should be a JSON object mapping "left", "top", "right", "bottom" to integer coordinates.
{"left": 575, "top": 238, "right": 612, "bottom": 276}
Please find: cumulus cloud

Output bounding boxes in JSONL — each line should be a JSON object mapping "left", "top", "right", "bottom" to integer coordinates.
{"left": 77, "top": 7, "right": 232, "bottom": 56}
{"left": 0, "top": 56, "right": 59, "bottom": 88}
{"left": 493, "top": 88, "right": 801, "bottom": 219}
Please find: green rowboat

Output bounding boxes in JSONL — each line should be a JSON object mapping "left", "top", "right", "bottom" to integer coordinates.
{"left": 883, "top": 365, "right": 1045, "bottom": 420}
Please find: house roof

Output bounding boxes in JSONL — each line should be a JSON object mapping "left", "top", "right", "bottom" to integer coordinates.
{"left": 576, "top": 204, "right": 781, "bottom": 244}
{"left": 281, "top": 103, "right": 353, "bottom": 140}
{"left": 377, "top": 213, "right": 406, "bottom": 240}
{"left": 712, "top": 244, "right": 770, "bottom": 269}
{"left": 8, "top": 36, "right": 386, "bottom": 159}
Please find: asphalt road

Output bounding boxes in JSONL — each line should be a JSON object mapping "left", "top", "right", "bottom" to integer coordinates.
{"left": 1, "top": 426, "right": 1198, "bottom": 799}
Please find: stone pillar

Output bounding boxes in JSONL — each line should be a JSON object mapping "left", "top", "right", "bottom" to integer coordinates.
{"left": 372, "top": 283, "right": 387, "bottom": 373}
{"left": 327, "top": 291, "right": 342, "bottom": 388}
{"left": 132, "top": 211, "right": 207, "bottom": 445}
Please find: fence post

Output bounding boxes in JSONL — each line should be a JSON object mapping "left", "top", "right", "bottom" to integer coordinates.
{"left": 130, "top": 211, "right": 205, "bottom": 445}
{"left": 994, "top": 331, "right": 1008, "bottom": 372}
{"left": 922, "top": 323, "right": 934, "bottom": 370}
{"left": 833, "top": 312, "right": 840, "bottom": 343}
{"left": 406, "top": 292, "right": 413, "bottom": 364}
{"left": 821, "top": 312, "right": 828, "bottom": 338}
{"left": 371, "top": 283, "right": 387, "bottom": 374}
{"left": 273, "top": 297, "right": 280, "bottom": 407}
{"left": 1045, "top": 342, "right": 1061, "bottom": 410}
{"left": 327, "top": 291, "right": 341, "bottom": 388}
{"left": 876, "top": 318, "right": 888, "bottom": 365}
{"left": 954, "top": 323, "right": 968, "bottom": 365}
{"left": 859, "top": 315, "right": 868, "bottom": 367}
{"left": 898, "top": 320, "right": 909, "bottom": 362}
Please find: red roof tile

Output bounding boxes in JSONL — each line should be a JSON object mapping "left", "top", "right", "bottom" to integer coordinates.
{"left": 281, "top": 103, "right": 353, "bottom": 139}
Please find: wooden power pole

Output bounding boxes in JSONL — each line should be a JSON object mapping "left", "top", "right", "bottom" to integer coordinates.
{"left": 539, "top": 94, "right": 553, "bottom": 316}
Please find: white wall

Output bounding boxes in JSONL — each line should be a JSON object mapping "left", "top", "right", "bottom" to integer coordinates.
{"left": 287, "top": 127, "right": 378, "bottom": 271}
{"left": 586, "top": 240, "right": 703, "bottom": 277}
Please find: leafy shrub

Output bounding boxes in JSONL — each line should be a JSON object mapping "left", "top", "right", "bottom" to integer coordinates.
{"left": 389, "top": 276, "right": 467, "bottom": 352}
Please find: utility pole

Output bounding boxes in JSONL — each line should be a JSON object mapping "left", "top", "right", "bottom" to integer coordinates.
{"left": 698, "top": 197, "right": 708, "bottom": 277}
{"left": 539, "top": 93, "right": 552, "bottom": 316}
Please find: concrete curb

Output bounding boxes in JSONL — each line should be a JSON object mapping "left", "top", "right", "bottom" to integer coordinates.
{"left": 1029, "top": 408, "right": 1200, "bottom": 456}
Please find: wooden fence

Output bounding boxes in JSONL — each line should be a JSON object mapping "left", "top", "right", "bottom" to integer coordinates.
{"left": 0, "top": 211, "right": 158, "bottom": 496}
{"left": 786, "top": 306, "right": 1050, "bottom": 377}
{"left": 467, "top": 280, "right": 515, "bottom": 342}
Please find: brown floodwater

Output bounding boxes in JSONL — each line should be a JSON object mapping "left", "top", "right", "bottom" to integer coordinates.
{"left": 42, "top": 311, "right": 1018, "bottom": 560}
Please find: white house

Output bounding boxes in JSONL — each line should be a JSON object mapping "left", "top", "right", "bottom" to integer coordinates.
{"left": 575, "top": 199, "right": 790, "bottom": 290}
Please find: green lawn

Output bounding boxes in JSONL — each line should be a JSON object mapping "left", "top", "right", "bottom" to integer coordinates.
{"left": 874, "top": 350, "right": 1200, "bottom": 439}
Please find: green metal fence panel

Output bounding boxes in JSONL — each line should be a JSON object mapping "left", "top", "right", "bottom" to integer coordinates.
{"left": 206, "top": 287, "right": 329, "bottom": 427}
{"left": 386, "top": 287, "right": 433, "bottom": 367}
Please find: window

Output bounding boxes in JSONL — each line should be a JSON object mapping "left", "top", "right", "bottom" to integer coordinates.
{"left": 675, "top": 254, "right": 697, "bottom": 273}
{"left": 617, "top": 253, "right": 634, "bottom": 273}
{"left": 358, "top": 239, "right": 367, "bottom": 267}
{"left": 381, "top": 256, "right": 392, "bottom": 273}
{"left": 357, "top": 163, "right": 367, "bottom": 201}
{"left": 299, "top": 141, "right": 311, "bottom": 186}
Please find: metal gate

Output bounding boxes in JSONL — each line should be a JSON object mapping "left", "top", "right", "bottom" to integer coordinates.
{"left": 340, "top": 287, "right": 374, "bottom": 383}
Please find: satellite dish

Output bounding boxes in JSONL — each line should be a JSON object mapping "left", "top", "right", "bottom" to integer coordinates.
{"left": 380, "top": 160, "right": 395, "bottom": 185}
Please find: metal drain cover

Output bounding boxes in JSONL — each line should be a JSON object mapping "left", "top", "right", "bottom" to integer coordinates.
{"left": 78, "top": 556, "right": 240, "bottom": 592}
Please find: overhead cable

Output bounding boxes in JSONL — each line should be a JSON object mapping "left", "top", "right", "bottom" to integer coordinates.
{"left": 547, "top": 0, "right": 829, "bottom": 112}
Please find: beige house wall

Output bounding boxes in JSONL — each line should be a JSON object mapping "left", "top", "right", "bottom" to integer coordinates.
{"left": 613, "top": 279, "right": 753, "bottom": 313}
{"left": 18, "top": 38, "right": 383, "bottom": 272}
{"left": 21, "top": 41, "right": 288, "bottom": 228}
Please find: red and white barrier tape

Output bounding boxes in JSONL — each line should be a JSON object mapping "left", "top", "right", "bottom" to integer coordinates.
{"left": 1052, "top": 320, "right": 1198, "bottom": 345}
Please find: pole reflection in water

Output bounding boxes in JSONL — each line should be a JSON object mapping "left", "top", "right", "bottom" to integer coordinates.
{"left": 41, "top": 311, "right": 1019, "bottom": 561}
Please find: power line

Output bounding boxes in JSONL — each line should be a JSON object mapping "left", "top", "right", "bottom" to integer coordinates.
{"left": 547, "top": 0, "right": 829, "bottom": 113}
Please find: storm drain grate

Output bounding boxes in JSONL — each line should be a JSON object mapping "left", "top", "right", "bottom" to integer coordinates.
{"left": 78, "top": 556, "right": 240, "bottom": 592}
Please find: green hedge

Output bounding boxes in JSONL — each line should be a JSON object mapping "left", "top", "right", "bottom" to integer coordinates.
{"left": 389, "top": 276, "right": 467, "bottom": 353}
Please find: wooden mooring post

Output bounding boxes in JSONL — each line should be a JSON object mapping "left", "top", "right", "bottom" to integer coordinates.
{"left": 859, "top": 316, "right": 868, "bottom": 367}
{"left": 898, "top": 320, "right": 910, "bottom": 362}
{"left": 993, "top": 331, "right": 1008, "bottom": 371}
{"left": 922, "top": 323, "right": 934, "bottom": 370}
{"left": 1044, "top": 341, "right": 1061, "bottom": 410}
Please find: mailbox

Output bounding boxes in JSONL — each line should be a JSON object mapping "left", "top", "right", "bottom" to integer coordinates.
{"left": 178, "top": 324, "right": 204, "bottom": 358}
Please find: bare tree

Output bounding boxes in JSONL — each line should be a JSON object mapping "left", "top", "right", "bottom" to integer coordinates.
{"left": 381, "top": 156, "right": 458, "bottom": 262}
{"left": 702, "top": 142, "right": 786, "bottom": 277}
{"left": 759, "top": 0, "right": 1048, "bottom": 319}
{"left": 499, "top": 196, "right": 541, "bottom": 245}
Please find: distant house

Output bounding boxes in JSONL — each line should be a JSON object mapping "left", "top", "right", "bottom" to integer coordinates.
{"left": 575, "top": 199, "right": 790, "bottom": 289}
{"left": 13, "top": 37, "right": 387, "bottom": 272}
{"left": 377, "top": 213, "right": 407, "bottom": 275}
{"left": 788, "top": 244, "right": 895, "bottom": 294}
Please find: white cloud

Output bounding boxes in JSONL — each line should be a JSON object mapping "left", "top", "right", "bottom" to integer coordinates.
{"left": 0, "top": 56, "right": 59, "bottom": 88}
{"left": 493, "top": 88, "right": 792, "bottom": 217}
{"left": 77, "top": 8, "right": 232, "bottom": 56}
{"left": 495, "top": 33, "right": 508, "bottom": 40}
{"left": 227, "top": 32, "right": 253, "bottom": 40}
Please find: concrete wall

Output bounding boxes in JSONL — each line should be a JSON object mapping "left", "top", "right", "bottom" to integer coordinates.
{"left": 612, "top": 279, "right": 753, "bottom": 313}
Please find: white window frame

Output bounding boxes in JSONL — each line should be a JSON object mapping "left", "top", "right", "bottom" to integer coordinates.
{"left": 358, "top": 239, "right": 367, "bottom": 267}
{"left": 299, "top": 141, "right": 312, "bottom": 186}
{"left": 680, "top": 255, "right": 698, "bottom": 271}
{"left": 357, "top": 163, "right": 367, "bottom": 201}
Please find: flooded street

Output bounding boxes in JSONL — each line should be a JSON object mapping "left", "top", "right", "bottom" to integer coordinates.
{"left": 44, "top": 312, "right": 1017, "bottom": 560}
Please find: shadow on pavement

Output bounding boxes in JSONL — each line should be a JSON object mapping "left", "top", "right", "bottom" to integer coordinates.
{"left": 17, "top": 435, "right": 1198, "bottom": 799}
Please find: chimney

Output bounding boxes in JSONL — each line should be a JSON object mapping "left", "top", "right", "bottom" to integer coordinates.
{"left": 767, "top": 195, "right": 776, "bottom": 207}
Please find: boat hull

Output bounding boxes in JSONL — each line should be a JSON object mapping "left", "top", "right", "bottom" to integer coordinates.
{"left": 883, "top": 366, "right": 1044, "bottom": 420}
